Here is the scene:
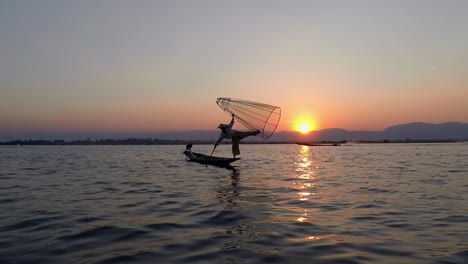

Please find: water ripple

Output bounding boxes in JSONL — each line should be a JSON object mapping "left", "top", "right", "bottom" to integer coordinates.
{"left": 0, "top": 144, "right": 467, "bottom": 263}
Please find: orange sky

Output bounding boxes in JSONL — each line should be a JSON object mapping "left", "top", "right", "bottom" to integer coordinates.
{"left": 1, "top": 1, "right": 467, "bottom": 136}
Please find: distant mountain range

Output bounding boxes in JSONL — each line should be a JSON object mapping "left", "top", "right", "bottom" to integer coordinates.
{"left": 274, "top": 122, "right": 468, "bottom": 142}
{"left": 1, "top": 122, "right": 467, "bottom": 142}
{"left": 144, "top": 122, "right": 468, "bottom": 142}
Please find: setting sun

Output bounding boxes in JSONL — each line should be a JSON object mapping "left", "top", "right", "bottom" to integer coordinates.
{"left": 295, "top": 118, "right": 317, "bottom": 134}
{"left": 298, "top": 123, "right": 311, "bottom": 133}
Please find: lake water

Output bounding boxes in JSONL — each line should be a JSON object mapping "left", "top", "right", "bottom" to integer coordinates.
{"left": 1, "top": 143, "right": 467, "bottom": 264}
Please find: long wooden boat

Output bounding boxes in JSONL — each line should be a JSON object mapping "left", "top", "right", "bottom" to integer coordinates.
{"left": 183, "top": 150, "right": 240, "bottom": 167}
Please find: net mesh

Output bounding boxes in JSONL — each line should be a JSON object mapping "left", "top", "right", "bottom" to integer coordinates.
{"left": 216, "top": 97, "right": 281, "bottom": 139}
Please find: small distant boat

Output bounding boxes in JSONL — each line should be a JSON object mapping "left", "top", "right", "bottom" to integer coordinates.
{"left": 183, "top": 144, "right": 240, "bottom": 167}
{"left": 296, "top": 140, "right": 346, "bottom": 147}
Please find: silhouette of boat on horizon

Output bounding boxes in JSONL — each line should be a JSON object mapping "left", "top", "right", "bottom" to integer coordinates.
{"left": 296, "top": 140, "right": 346, "bottom": 147}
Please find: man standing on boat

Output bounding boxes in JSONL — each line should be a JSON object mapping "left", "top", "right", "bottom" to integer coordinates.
{"left": 215, "top": 114, "right": 260, "bottom": 158}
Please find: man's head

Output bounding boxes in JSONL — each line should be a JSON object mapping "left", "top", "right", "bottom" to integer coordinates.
{"left": 218, "top": 123, "right": 227, "bottom": 133}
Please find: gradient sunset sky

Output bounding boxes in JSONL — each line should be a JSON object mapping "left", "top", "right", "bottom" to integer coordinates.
{"left": 1, "top": 0, "right": 467, "bottom": 136}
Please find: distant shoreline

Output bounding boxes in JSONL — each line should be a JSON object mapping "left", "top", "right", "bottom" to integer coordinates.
{"left": 2, "top": 121, "right": 467, "bottom": 144}
{"left": 1, "top": 138, "right": 466, "bottom": 146}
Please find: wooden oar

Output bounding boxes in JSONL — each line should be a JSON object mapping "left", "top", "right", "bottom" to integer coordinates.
{"left": 207, "top": 144, "right": 217, "bottom": 167}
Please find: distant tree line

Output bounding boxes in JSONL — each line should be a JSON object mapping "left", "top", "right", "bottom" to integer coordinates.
{"left": 0, "top": 138, "right": 215, "bottom": 145}
{"left": 2, "top": 137, "right": 463, "bottom": 146}
{"left": 0, "top": 138, "right": 295, "bottom": 146}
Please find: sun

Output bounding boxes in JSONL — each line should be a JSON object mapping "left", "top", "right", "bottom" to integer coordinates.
{"left": 295, "top": 119, "right": 317, "bottom": 134}
{"left": 298, "top": 123, "right": 312, "bottom": 134}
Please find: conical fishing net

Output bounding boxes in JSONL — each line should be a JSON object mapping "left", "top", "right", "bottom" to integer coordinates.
{"left": 216, "top": 97, "right": 281, "bottom": 139}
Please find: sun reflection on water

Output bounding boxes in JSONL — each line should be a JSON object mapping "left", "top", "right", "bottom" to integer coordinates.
{"left": 293, "top": 146, "right": 317, "bottom": 223}
{"left": 291, "top": 146, "right": 338, "bottom": 242}
{"left": 295, "top": 146, "right": 315, "bottom": 181}
{"left": 297, "top": 217, "right": 306, "bottom": 222}
{"left": 289, "top": 234, "right": 337, "bottom": 243}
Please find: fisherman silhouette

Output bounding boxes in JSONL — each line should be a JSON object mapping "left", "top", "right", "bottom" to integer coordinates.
{"left": 215, "top": 114, "right": 260, "bottom": 158}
